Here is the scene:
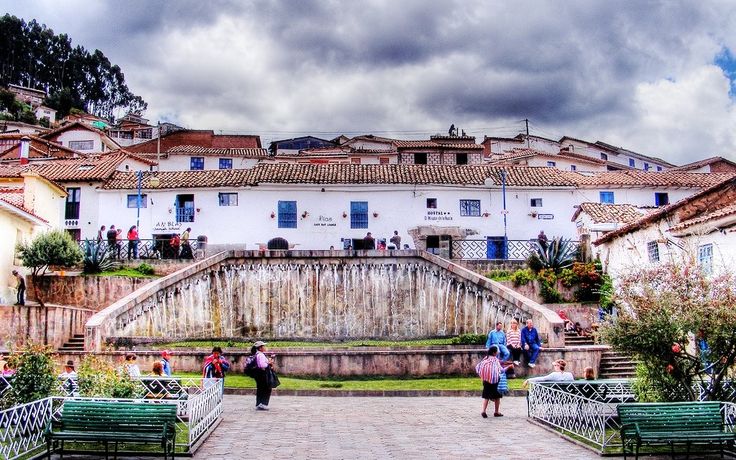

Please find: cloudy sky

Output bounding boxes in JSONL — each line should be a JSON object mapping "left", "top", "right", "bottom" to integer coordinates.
{"left": 3, "top": 0, "right": 736, "bottom": 164}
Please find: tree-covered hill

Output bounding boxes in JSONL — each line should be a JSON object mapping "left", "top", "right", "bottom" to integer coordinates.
{"left": 0, "top": 14, "right": 147, "bottom": 121}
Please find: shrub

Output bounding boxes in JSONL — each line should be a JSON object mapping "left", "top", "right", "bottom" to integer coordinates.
{"left": 531, "top": 237, "right": 576, "bottom": 272}
{"left": 602, "top": 262, "right": 736, "bottom": 401}
{"left": 77, "top": 355, "right": 142, "bottom": 398}
{"left": 135, "top": 263, "right": 156, "bottom": 276}
{"left": 539, "top": 281, "right": 563, "bottom": 303}
{"left": 1, "top": 343, "right": 57, "bottom": 408}
{"left": 451, "top": 333, "right": 486, "bottom": 345}
{"left": 510, "top": 269, "right": 534, "bottom": 286}
{"left": 82, "top": 239, "right": 118, "bottom": 274}
{"left": 572, "top": 262, "right": 603, "bottom": 302}
{"left": 526, "top": 252, "right": 544, "bottom": 273}
{"left": 485, "top": 269, "right": 510, "bottom": 281}
{"left": 557, "top": 267, "right": 578, "bottom": 287}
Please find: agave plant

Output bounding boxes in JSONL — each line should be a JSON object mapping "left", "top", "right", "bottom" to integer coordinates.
{"left": 531, "top": 237, "right": 576, "bottom": 271}
{"left": 82, "top": 239, "right": 118, "bottom": 274}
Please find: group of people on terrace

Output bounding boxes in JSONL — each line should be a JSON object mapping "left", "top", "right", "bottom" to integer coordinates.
{"left": 96, "top": 224, "right": 194, "bottom": 260}
{"left": 485, "top": 318, "right": 542, "bottom": 368}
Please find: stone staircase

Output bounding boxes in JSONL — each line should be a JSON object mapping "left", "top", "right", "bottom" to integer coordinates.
{"left": 598, "top": 349, "right": 637, "bottom": 379}
{"left": 59, "top": 334, "right": 85, "bottom": 352}
{"left": 564, "top": 331, "right": 595, "bottom": 346}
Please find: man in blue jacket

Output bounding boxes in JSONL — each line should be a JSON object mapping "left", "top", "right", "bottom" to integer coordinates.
{"left": 485, "top": 321, "right": 510, "bottom": 361}
{"left": 520, "top": 319, "right": 542, "bottom": 367}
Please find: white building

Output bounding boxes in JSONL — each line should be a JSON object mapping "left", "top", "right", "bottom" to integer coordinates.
{"left": 595, "top": 176, "right": 736, "bottom": 277}
{"left": 42, "top": 121, "right": 120, "bottom": 154}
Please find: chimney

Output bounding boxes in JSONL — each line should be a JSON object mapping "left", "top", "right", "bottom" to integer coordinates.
{"left": 19, "top": 136, "right": 30, "bottom": 165}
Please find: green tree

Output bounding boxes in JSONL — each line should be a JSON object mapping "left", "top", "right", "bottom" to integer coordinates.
{"left": 602, "top": 262, "right": 736, "bottom": 401}
{"left": 16, "top": 230, "right": 83, "bottom": 307}
{"left": 2, "top": 343, "right": 57, "bottom": 408}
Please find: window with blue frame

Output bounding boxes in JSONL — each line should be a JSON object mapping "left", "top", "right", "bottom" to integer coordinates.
{"left": 698, "top": 244, "right": 713, "bottom": 275}
{"left": 570, "top": 165, "right": 576, "bottom": 171}
{"left": 219, "top": 192, "right": 238, "bottom": 206}
{"left": 278, "top": 201, "right": 297, "bottom": 228}
{"left": 547, "top": 161, "right": 556, "bottom": 167}
{"left": 655, "top": 192, "right": 669, "bottom": 206}
{"left": 647, "top": 241, "right": 660, "bottom": 263}
{"left": 600, "top": 191, "right": 614, "bottom": 204}
{"left": 656, "top": 166, "right": 663, "bottom": 172}
{"left": 459, "top": 199, "right": 481, "bottom": 216}
{"left": 219, "top": 158, "right": 233, "bottom": 170}
{"left": 600, "top": 153, "right": 608, "bottom": 161}
{"left": 127, "top": 194, "right": 147, "bottom": 208}
{"left": 629, "top": 158, "right": 635, "bottom": 167}
{"left": 643, "top": 162, "right": 650, "bottom": 171}
{"left": 350, "top": 201, "right": 369, "bottom": 229}
{"left": 190, "top": 157, "right": 204, "bottom": 170}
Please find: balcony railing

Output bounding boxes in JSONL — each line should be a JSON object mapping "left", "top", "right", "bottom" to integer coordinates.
{"left": 450, "top": 239, "right": 579, "bottom": 261}
{"left": 64, "top": 202, "right": 80, "bottom": 220}
{"left": 80, "top": 238, "right": 202, "bottom": 260}
{"left": 176, "top": 207, "right": 195, "bottom": 223}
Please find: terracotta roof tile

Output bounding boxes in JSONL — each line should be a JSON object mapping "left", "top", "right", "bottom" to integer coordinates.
{"left": 563, "top": 170, "right": 734, "bottom": 188}
{"left": 671, "top": 156, "right": 736, "bottom": 171}
{"left": 491, "top": 148, "right": 606, "bottom": 166}
{"left": 668, "top": 203, "right": 736, "bottom": 232}
{"left": 0, "top": 186, "right": 48, "bottom": 223}
{"left": 103, "top": 169, "right": 257, "bottom": 189}
{"left": 0, "top": 152, "right": 149, "bottom": 182}
{"left": 572, "top": 202, "right": 646, "bottom": 224}
{"left": 393, "top": 140, "right": 483, "bottom": 150}
{"left": 167, "top": 145, "right": 268, "bottom": 157}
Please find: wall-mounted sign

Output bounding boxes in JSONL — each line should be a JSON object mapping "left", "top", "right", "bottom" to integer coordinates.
{"left": 313, "top": 215, "right": 337, "bottom": 227}
{"left": 537, "top": 214, "right": 554, "bottom": 220}
{"left": 153, "top": 221, "right": 183, "bottom": 232}
{"left": 424, "top": 210, "right": 453, "bottom": 221}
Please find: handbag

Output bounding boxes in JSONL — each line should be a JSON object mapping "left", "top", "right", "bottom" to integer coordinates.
{"left": 498, "top": 371, "right": 508, "bottom": 394}
{"left": 266, "top": 367, "right": 281, "bottom": 388}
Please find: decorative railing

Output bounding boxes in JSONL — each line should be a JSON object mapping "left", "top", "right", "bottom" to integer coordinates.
{"left": 450, "top": 238, "right": 580, "bottom": 260}
{"left": 78, "top": 238, "right": 202, "bottom": 261}
{"left": 0, "top": 377, "right": 223, "bottom": 459}
{"left": 527, "top": 379, "right": 736, "bottom": 454}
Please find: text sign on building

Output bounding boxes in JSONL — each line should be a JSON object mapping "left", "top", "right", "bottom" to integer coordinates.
{"left": 153, "top": 221, "right": 183, "bottom": 232}
{"left": 537, "top": 214, "right": 554, "bottom": 220}
{"left": 424, "top": 210, "right": 453, "bottom": 221}
{"left": 313, "top": 215, "right": 337, "bottom": 227}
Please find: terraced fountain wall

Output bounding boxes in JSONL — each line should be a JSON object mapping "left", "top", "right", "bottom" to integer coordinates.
{"left": 86, "top": 250, "right": 565, "bottom": 353}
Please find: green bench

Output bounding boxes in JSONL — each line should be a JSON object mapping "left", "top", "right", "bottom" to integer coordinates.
{"left": 45, "top": 400, "right": 178, "bottom": 459}
{"left": 618, "top": 401, "right": 736, "bottom": 459}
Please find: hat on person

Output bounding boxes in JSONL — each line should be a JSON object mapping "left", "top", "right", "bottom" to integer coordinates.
{"left": 162, "top": 350, "right": 172, "bottom": 358}
{"left": 65, "top": 360, "right": 75, "bottom": 369}
{"left": 253, "top": 341, "right": 267, "bottom": 348}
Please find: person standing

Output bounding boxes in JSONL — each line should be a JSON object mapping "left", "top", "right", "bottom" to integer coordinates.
{"left": 202, "top": 346, "right": 230, "bottom": 379}
{"left": 180, "top": 227, "right": 193, "bottom": 259}
{"left": 115, "top": 228, "right": 123, "bottom": 259}
{"left": 363, "top": 232, "right": 375, "bottom": 250}
{"left": 107, "top": 225, "right": 117, "bottom": 258}
{"left": 521, "top": 319, "right": 542, "bottom": 368}
{"left": 160, "top": 350, "right": 173, "bottom": 376}
{"left": 476, "top": 346, "right": 513, "bottom": 418}
{"left": 127, "top": 225, "right": 139, "bottom": 260}
{"left": 11, "top": 270, "right": 25, "bottom": 306}
{"left": 537, "top": 230, "right": 548, "bottom": 250}
{"left": 59, "top": 360, "right": 79, "bottom": 396}
{"left": 252, "top": 341, "right": 275, "bottom": 410}
{"left": 389, "top": 230, "right": 401, "bottom": 249}
{"left": 485, "top": 321, "right": 510, "bottom": 362}
{"left": 97, "top": 225, "right": 106, "bottom": 243}
{"left": 506, "top": 319, "right": 523, "bottom": 365}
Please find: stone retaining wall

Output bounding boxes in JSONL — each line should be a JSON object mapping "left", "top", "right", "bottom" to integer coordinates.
{"left": 27, "top": 275, "right": 155, "bottom": 311}
{"left": 57, "top": 346, "right": 606, "bottom": 378}
{"left": 0, "top": 304, "right": 94, "bottom": 350}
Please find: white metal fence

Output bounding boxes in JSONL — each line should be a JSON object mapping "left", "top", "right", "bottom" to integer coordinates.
{"left": 0, "top": 377, "right": 223, "bottom": 460}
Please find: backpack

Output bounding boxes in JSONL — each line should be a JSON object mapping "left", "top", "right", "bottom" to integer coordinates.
{"left": 244, "top": 355, "right": 258, "bottom": 378}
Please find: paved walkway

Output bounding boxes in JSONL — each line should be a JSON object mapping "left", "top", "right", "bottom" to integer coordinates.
{"left": 195, "top": 395, "right": 598, "bottom": 459}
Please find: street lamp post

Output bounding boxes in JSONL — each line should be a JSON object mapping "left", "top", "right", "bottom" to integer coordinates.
{"left": 136, "top": 170, "right": 143, "bottom": 230}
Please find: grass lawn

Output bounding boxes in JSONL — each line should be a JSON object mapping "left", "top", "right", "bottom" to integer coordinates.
{"left": 155, "top": 338, "right": 479, "bottom": 349}
{"left": 175, "top": 372, "right": 525, "bottom": 391}
{"left": 85, "top": 267, "right": 158, "bottom": 278}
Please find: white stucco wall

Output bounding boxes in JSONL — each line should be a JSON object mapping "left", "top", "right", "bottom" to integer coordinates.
{"left": 156, "top": 155, "right": 258, "bottom": 171}
{"left": 56, "top": 130, "right": 106, "bottom": 153}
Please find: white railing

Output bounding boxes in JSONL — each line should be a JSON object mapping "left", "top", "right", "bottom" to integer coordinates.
{"left": 526, "top": 380, "right": 636, "bottom": 453}
{"left": 0, "top": 377, "right": 223, "bottom": 459}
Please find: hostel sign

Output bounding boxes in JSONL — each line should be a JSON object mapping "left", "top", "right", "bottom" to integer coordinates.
{"left": 424, "top": 210, "right": 453, "bottom": 221}
{"left": 153, "top": 221, "right": 183, "bottom": 232}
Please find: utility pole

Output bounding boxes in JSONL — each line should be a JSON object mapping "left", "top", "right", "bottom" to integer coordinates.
{"left": 525, "top": 118, "right": 530, "bottom": 148}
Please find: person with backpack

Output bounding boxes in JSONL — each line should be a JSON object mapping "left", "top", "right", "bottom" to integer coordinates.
{"left": 246, "top": 341, "right": 275, "bottom": 411}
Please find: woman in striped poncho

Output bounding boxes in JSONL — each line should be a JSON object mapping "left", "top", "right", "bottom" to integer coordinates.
{"left": 476, "top": 346, "right": 514, "bottom": 418}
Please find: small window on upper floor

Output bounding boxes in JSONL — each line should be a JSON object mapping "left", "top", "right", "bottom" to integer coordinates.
{"left": 127, "top": 194, "right": 147, "bottom": 208}
{"left": 600, "top": 191, "right": 614, "bottom": 204}
{"left": 644, "top": 162, "right": 650, "bottom": 171}
{"left": 547, "top": 161, "right": 556, "bottom": 167}
{"left": 219, "top": 158, "right": 233, "bottom": 170}
{"left": 629, "top": 158, "right": 635, "bottom": 167}
{"left": 278, "top": 200, "right": 297, "bottom": 228}
{"left": 530, "top": 198, "right": 543, "bottom": 207}
{"left": 190, "top": 157, "right": 204, "bottom": 170}
{"left": 426, "top": 198, "right": 437, "bottom": 209}
{"left": 459, "top": 199, "right": 481, "bottom": 217}
{"left": 656, "top": 166, "right": 663, "bottom": 172}
{"left": 600, "top": 153, "right": 608, "bottom": 161}
{"left": 68, "top": 140, "right": 94, "bottom": 150}
{"left": 570, "top": 165, "right": 576, "bottom": 171}
{"left": 414, "top": 152, "right": 428, "bottom": 164}
{"left": 655, "top": 192, "right": 669, "bottom": 206}
{"left": 351, "top": 158, "right": 361, "bottom": 164}
{"left": 219, "top": 192, "right": 238, "bottom": 206}
{"left": 456, "top": 153, "right": 468, "bottom": 165}
{"left": 698, "top": 244, "right": 713, "bottom": 275}
{"left": 647, "top": 241, "right": 660, "bottom": 263}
